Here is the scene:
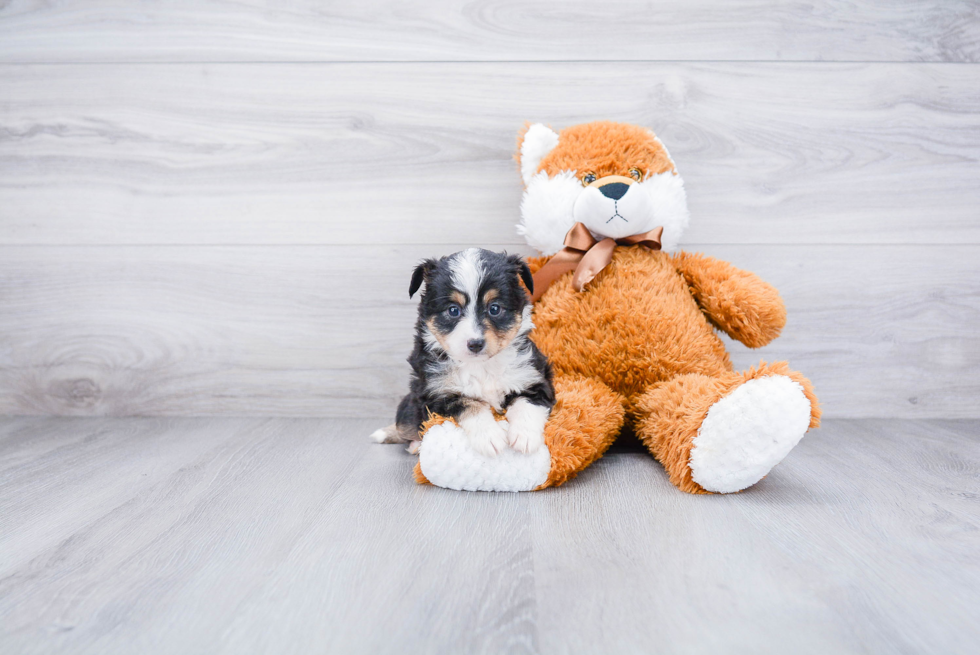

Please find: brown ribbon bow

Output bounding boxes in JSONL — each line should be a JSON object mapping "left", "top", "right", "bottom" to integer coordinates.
{"left": 530, "top": 222, "right": 663, "bottom": 302}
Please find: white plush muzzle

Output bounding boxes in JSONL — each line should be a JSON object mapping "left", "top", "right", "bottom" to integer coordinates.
{"left": 519, "top": 171, "right": 690, "bottom": 255}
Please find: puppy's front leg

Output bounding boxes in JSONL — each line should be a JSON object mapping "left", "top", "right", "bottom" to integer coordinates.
{"left": 458, "top": 400, "right": 508, "bottom": 457}
{"left": 505, "top": 397, "right": 549, "bottom": 454}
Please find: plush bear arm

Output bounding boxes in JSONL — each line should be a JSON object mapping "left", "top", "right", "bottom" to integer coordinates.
{"left": 672, "top": 252, "right": 786, "bottom": 348}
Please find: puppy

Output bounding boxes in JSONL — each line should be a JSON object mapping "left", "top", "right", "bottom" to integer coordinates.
{"left": 370, "top": 248, "right": 555, "bottom": 457}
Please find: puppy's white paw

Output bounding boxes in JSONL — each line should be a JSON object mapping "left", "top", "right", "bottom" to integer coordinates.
{"left": 370, "top": 424, "right": 398, "bottom": 443}
{"left": 505, "top": 398, "right": 549, "bottom": 454}
{"left": 460, "top": 409, "right": 508, "bottom": 457}
{"left": 471, "top": 421, "right": 509, "bottom": 458}
{"left": 507, "top": 424, "right": 544, "bottom": 454}
{"left": 406, "top": 440, "right": 422, "bottom": 455}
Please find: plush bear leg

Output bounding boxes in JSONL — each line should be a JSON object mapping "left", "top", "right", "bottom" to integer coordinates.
{"left": 413, "top": 374, "right": 625, "bottom": 490}
{"left": 634, "top": 362, "right": 820, "bottom": 494}
{"left": 535, "top": 374, "right": 626, "bottom": 489}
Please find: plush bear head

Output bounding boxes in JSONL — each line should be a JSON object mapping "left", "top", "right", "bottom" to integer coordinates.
{"left": 516, "top": 121, "right": 690, "bottom": 255}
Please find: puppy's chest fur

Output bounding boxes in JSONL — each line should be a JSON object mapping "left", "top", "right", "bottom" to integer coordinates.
{"left": 426, "top": 342, "right": 541, "bottom": 410}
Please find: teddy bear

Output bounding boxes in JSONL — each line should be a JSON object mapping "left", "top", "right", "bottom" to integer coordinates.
{"left": 413, "top": 120, "right": 820, "bottom": 494}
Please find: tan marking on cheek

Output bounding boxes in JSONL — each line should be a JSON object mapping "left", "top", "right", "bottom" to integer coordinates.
{"left": 483, "top": 319, "right": 522, "bottom": 357}
{"left": 450, "top": 291, "right": 466, "bottom": 306}
{"left": 425, "top": 317, "right": 451, "bottom": 351}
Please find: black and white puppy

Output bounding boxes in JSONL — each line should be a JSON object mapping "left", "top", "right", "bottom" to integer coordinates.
{"left": 370, "top": 248, "right": 555, "bottom": 456}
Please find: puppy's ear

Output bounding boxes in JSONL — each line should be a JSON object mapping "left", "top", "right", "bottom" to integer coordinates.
{"left": 409, "top": 259, "right": 435, "bottom": 298}
{"left": 508, "top": 254, "right": 534, "bottom": 296}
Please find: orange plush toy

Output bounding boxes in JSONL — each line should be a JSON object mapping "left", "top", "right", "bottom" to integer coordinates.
{"left": 414, "top": 121, "right": 820, "bottom": 494}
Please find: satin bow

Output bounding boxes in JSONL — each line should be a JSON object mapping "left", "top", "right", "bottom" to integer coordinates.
{"left": 530, "top": 222, "right": 663, "bottom": 302}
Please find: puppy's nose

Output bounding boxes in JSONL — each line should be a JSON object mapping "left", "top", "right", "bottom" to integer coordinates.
{"left": 599, "top": 182, "right": 629, "bottom": 200}
{"left": 467, "top": 339, "right": 485, "bottom": 354}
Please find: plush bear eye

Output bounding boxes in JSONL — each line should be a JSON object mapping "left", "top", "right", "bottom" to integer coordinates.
{"left": 488, "top": 303, "right": 502, "bottom": 316}
{"left": 581, "top": 172, "right": 597, "bottom": 187}
{"left": 447, "top": 305, "right": 461, "bottom": 317}
{"left": 628, "top": 167, "right": 643, "bottom": 181}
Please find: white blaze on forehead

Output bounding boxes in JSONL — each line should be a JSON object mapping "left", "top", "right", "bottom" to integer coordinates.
{"left": 450, "top": 248, "right": 485, "bottom": 304}
{"left": 444, "top": 248, "right": 486, "bottom": 361}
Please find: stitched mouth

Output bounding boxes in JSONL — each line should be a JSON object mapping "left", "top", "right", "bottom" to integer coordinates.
{"left": 606, "top": 200, "right": 628, "bottom": 223}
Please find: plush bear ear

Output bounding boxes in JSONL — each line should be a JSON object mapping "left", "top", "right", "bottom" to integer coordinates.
{"left": 518, "top": 123, "right": 560, "bottom": 186}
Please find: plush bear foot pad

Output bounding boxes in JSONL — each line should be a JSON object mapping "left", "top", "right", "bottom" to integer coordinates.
{"left": 418, "top": 420, "right": 551, "bottom": 492}
{"left": 689, "top": 374, "right": 812, "bottom": 493}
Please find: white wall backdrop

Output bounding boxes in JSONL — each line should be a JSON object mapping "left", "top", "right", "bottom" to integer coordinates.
{"left": 1, "top": 1, "right": 978, "bottom": 418}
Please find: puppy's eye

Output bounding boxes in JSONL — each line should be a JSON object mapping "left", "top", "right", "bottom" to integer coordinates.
{"left": 447, "top": 305, "right": 461, "bottom": 318}
{"left": 488, "top": 303, "right": 502, "bottom": 316}
{"left": 628, "top": 167, "right": 643, "bottom": 181}
{"left": 581, "top": 172, "right": 597, "bottom": 186}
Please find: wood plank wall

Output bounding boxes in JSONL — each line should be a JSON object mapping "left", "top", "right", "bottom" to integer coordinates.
{"left": 1, "top": 1, "right": 978, "bottom": 418}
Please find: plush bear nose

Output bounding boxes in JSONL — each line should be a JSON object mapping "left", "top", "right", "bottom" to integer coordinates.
{"left": 467, "top": 339, "right": 485, "bottom": 354}
{"left": 599, "top": 182, "right": 630, "bottom": 200}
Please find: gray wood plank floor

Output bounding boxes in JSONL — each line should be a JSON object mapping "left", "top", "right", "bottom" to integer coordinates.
{"left": 2, "top": 418, "right": 978, "bottom": 654}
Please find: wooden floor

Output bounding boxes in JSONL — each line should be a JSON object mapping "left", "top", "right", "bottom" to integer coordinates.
{"left": 2, "top": 418, "right": 977, "bottom": 654}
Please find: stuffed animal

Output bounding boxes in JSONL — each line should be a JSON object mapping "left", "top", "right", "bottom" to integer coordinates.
{"left": 414, "top": 120, "right": 820, "bottom": 494}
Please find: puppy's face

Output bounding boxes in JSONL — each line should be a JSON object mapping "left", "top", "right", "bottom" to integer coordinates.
{"left": 410, "top": 249, "right": 534, "bottom": 362}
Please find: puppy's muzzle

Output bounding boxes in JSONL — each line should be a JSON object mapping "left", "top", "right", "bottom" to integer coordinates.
{"left": 467, "top": 338, "right": 485, "bottom": 354}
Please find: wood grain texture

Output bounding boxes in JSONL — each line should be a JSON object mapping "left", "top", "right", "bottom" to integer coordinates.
{"left": 0, "top": 417, "right": 537, "bottom": 654}
{"left": 726, "top": 420, "right": 980, "bottom": 654}
{"left": 532, "top": 418, "right": 980, "bottom": 654}
{"left": 2, "top": 63, "right": 979, "bottom": 246}
{"left": 0, "top": 243, "right": 977, "bottom": 419}
{"left": 1, "top": 417, "right": 978, "bottom": 654}
{"left": 1, "top": 1, "right": 978, "bottom": 63}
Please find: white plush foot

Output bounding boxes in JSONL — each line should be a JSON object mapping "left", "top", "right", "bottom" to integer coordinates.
{"left": 689, "top": 375, "right": 812, "bottom": 493}
{"left": 505, "top": 398, "right": 549, "bottom": 454}
{"left": 418, "top": 421, "right": 551, "bottom": 492}
{"left": 460, "top": 408, "right": 509, "bottom": 457}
